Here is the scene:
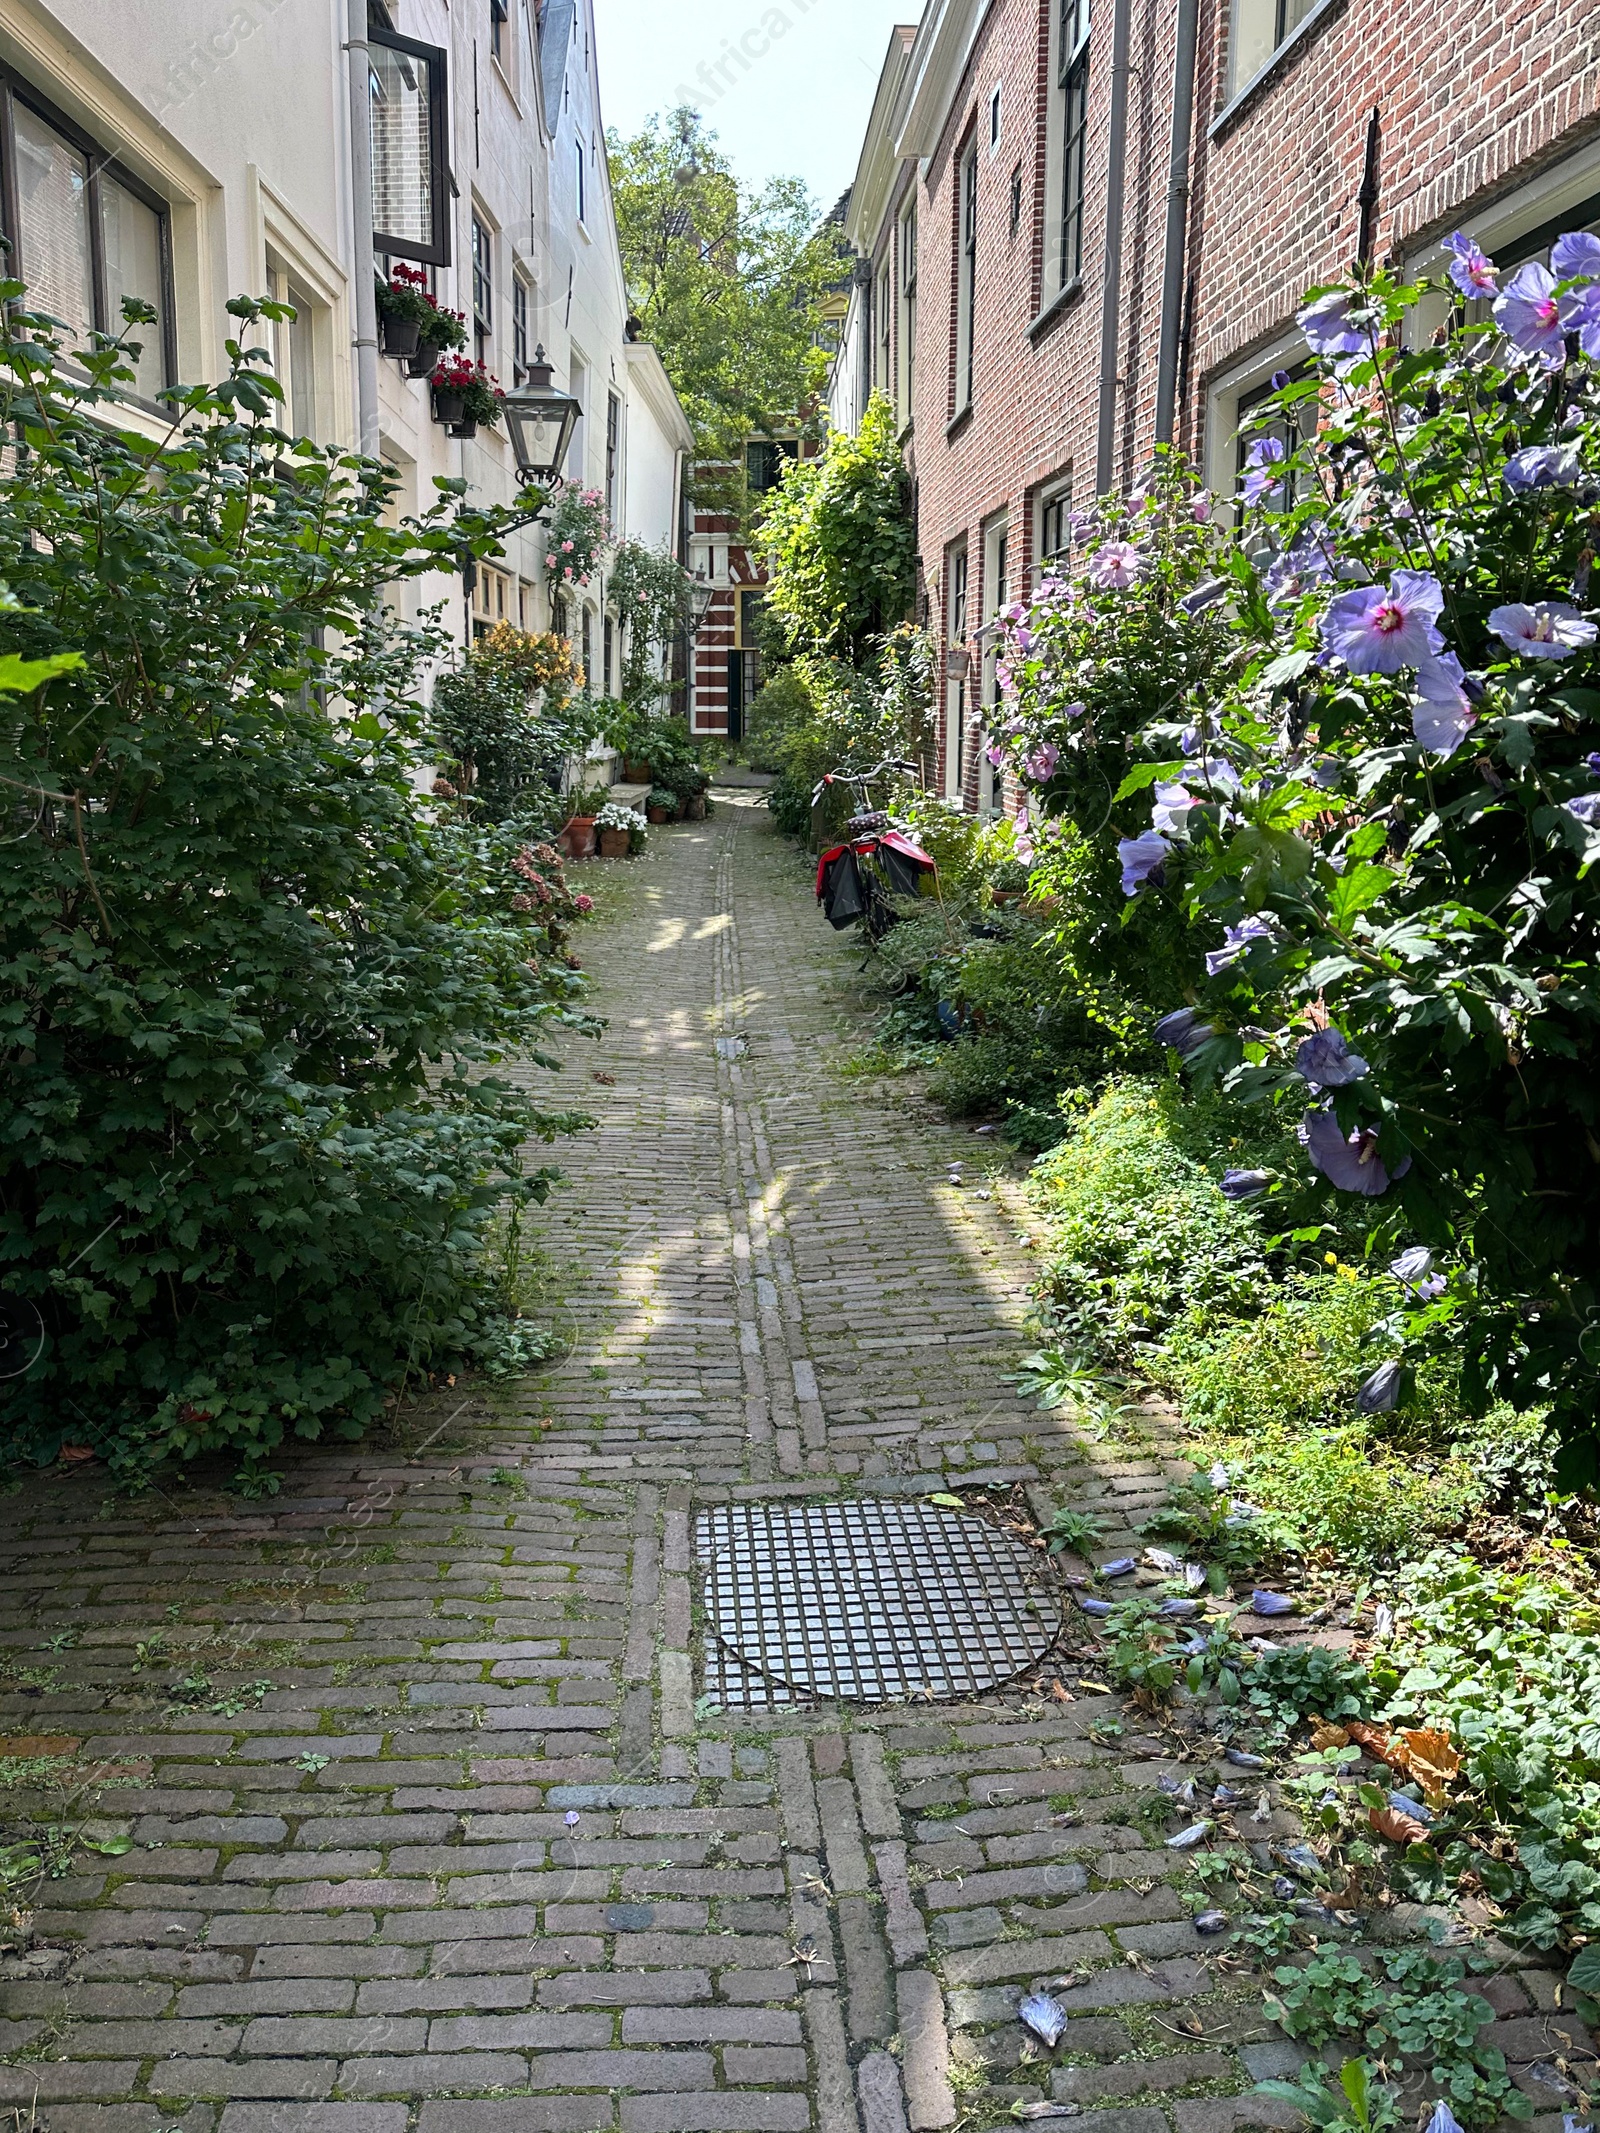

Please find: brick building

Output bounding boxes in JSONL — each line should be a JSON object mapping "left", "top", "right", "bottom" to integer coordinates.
{"left": 830, "top": 0, "right": 1600, "bottom": 805}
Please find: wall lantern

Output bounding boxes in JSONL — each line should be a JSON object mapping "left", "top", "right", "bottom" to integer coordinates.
{"left": 500, "top": 346, "right": 583, "bottom": 487}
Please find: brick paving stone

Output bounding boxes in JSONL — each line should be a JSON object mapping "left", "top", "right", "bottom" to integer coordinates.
{"left": 2, "top": 800, "right": 1512, "bottom": 2133}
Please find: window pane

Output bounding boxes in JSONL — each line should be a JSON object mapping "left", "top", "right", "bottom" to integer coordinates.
{"left": 100, "top": 177, "right": 166, "bottom": 400}
{"left": 288, "top": 285, "right": 318, "bottom": 438}
{"left": 370, "top": 40, "right": 436, "bottom": 250}
{"left": 13, "top": 102, "right": 93, "bottom": 351}
{"left": 1228, "top": 0, "right": 1278, "bottom": 92}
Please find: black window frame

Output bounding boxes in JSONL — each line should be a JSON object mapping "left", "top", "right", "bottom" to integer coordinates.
{"left": 0, "top": 68, "right": 177, "bottom": 406}
{"left": 471, "top": 213, "right": 493, "bottom": 367}
{"left": 512, "top": 274, "right": 530, "bottom": 380}
{"left": 956, "top": 142, "right": 978, "bottom": 412}
{"left": 489, "top": 0, "right": 509, "bottom": 65}
{"left": 605, "top": 389, "right": 621, "bottom": 519}
{"left": 745, "top": 436, "right": 796, "bottom": 496}
{"left": 950, "top": 546, "right": 969, "bottom": 643}
{"left": 1235, "top": 360, "right": 1313, "bottom": 505}
{"left": 1058, "top": 0, "right": 1091, "bottom": 291}
{"left": 1039, "top": 485, "right": 1073, "bottom": 566}
{"left": 368, "top": 22, "right": 452, "bottom": 269}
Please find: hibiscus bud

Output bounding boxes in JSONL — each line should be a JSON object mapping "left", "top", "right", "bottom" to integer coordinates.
{"left": 1356, "top": 1360, "right": 1404, "bottom": 1414}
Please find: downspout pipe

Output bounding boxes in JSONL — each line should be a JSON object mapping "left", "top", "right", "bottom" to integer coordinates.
{"left": 1094, "top": 0, "right": 1133, "bottom": 493}
{"left": 347, "top": 0, "right": 381, "bottom": 457}
{"left": 1153, "top": 0, "right": 1200, "bottom": 447}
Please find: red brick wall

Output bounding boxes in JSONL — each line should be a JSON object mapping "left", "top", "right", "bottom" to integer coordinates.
{"left": 887, "top": 0, "right": 1600, "bottom": 792}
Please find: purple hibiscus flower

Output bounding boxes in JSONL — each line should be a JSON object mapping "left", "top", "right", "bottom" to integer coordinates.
{"left": 1063, "top": 700, "right": 1087, "bottom": 720}
{"left": 1220, "top": 1169, "right": 1272, "bottom": 1201}
{"left": 1298, "top": 290, "right": 1369, "bottom": 359}
{"left": 1391, "top": 1245, "right": 1448, "bottom": 1301}
{"left": 1090, "top": 540, "right": 1143, "bottom": 590}
{"left": 1503, "top": 444, "right": 1581, "bottom": 492}
{"left": 1553, "top": 230, "right": 1600, "bottom": 280}
{"left": 1154, "top": 1007, "right": 1216, "bottom": 1056}
{"left": 1241, "top": 436, "right": 1286, "bottom": 507}
{"left": 1266, "top": 525, "right": 1338, "bottom": 601}
{"left": 1295, "top": 1028, "right": 1369, "bottom": 1087}
{"left": 1118, "top": 830, "right": 1170, "bottom": 896}
{"left": 1023, "top": 740, "right": 1061, "bottom": 782}
{"left": 1320, "top": 570, "right": 1446, "bottom": 674}
{"left": 1444, "top": 232, "right": 1498, "bottom": 299}
{"left": 1488, "top": 600, "right": 1600, "bottom": 660}
{"left": 985, "top": 740, "right": 1007, "bottom": 769}
{"left": 1304, "top": 1111, "right": 1410, "bottom": 1196}
{"left": 1587, "top": 752, "right": 1600, "bottom": 777}
{"left": 1494, "top": 262, "right": 1565, "bottom": 363}
{"left": 1310, "top": 757, "right": 1345, "bottom": 789}
{"left": 1356, "top": 1360, "right": 1405, "bottom": 1414}
{"left": 1412, "top": 652, "right": 1477, "bottom": 758}
{"left": 1566, "top": 793, "right": 1600, "bottom": 824}
{"left": 1205, "top": 915, "right": 1275, "bottom": 977}
{"left": 1151, "top": 781, "right": 1198, "bottom": 836}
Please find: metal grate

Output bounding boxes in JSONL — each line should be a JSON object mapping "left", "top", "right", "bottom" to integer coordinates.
{"left": 697, "top": 1499, "right": 1061, "bottom": 1706}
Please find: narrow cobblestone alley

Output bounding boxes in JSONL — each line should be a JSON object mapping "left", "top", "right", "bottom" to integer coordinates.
{"left": 3, "top": 798, "right": 1318, "bottom": 2133}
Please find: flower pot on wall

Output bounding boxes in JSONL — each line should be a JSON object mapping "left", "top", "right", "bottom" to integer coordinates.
{"left": 408, "top": 343, "right": 442, "bottom": 381}
{"left": 598, "top": 828, "right": 630, "bottom": 859}
{"left": 380, "top": 313, "right": 422, "bottom": 359}
{"left": 448, "top": 418, "right": 478, "bottom": 441}
{"left": 558, "top": 815, "right": 597, "bottom": 860}
{"left": 431, "top": 387, "right": 465, "bottom": 427}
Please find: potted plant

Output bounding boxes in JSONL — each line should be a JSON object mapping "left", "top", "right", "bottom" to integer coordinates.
{"left": 594, "top": 798, "right": 646, "bottom": 859}
{"left": 989, "top": 858, "right": 1032, "bottom": 905}
{"left": 558, "top": 783, "right": 609, "bottom": 860}
{"left": 646, "top": 784, "right": 679, "bottom": 825}
{"left": 432, "top": 357, "right": 503, "bottom": 440}
{"left": 374, "top": 265, "right": 435, "bottom": 359}
{"left": 410, "top": 300, "right": 466, "bottom": 380}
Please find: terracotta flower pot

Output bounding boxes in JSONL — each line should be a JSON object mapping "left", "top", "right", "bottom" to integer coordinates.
{"left": 647, "top": 805, "right": 672, "bottom": 825}
{"left": 407, "top": 342, "right": 442, "bottom": 380}
{"left": 598, "top": 827, "right": 630, "bottom": 858}
{"left": 623, "top": 759, "right": 652, "bottom": 784}
{"left": 432, "top": 387, "right": 465, "bottom": 426}
{"left": 558, "top": 814, "right": 597, "bottom": 860}
{"left": 380, "top": 312, "right": 422, "bottom": 359}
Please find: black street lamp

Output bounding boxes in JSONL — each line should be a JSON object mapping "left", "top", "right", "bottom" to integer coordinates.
{"left": 500, "top": 345, "right": 583, "bottom": 488}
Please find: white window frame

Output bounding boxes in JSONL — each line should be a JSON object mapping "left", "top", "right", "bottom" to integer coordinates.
{"left": 1035, "top": 475, "right": 1073, "bottom": 583}
{"left": 1043, "top": 0, "right": 1091, "bottom": 306}
{"left": 896, "top": 201, "right": 917, "bottom": 431}
{"left": 954, "top": 141, "right": 978, "bottom": 416}
{"left": 978, "top": 513, "right": 1010, "bottom": 816}
{"left": 250, "top": 171, "right": 349, "bottom": 448}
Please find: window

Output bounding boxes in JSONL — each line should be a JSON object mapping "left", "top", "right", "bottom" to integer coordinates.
{"left": 1234, "top": 363, "right": 1312, "bottom": 504}
{"left": 605, "top": 391, "right": 621, "bottom": 521}
{"left": 575, "top": 137, "right": 587, "bottom": 225}
{"left": 568, "top": 354, "right": 587, "bottom": 477}
{"left": 979, "top": 517, "right": 1009, "bottom": 814}
{"left": 581, "top": 606, "right": 594, "bottom": 694}
{"left": 989, "top": 86, "right": 1003, "bottom": 151}
{"left": 603, "top": 613, "right": 614, "bottom": 695}
{"left": 266, "top": 260, "right": 321, "bottom": 439}
{"left": 1038, "top": 481, "right": 1073, "bottom": 570}
{"left": 745, "top": 437, "right": 796, "bottom": 495}
{"left": 897, "top": 206, "right": 918, "bottom": 429}
{"left": 877, "top": 263, "right": 892, "bottom": 398}
{"left": 471, "top": 561, "right": 512, "bottom": 640}
{"left": 513, "top": 275, "right": 530, "bottom": 380}
{"left": 471, "top": 215, "right": 493, "bottom": 366}
{"left": 369, "top": 24, "right": 450, "bottom": 267}
{"left": 949, "top": 547, "right": 969, "bottom": 644}
{"left": 737, "top": 589, "right": 765, "bottom": 648}
{"left": 490, "top": 0, "right": 509, "bottom": 66}
{"left": 1, "top": 77, "right": 174, "bottom": 404}
{"left": 955, "top": 142, "right": 977, "bottom": 414}
{"left": 1057, "top": 0, "right": 1091, "bottom": 293}
{"left": 1226, "top": 0, "right": 1320, "bottom": 96}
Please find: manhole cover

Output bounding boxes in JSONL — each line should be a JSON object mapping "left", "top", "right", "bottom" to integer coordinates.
{"left": 698, "top": 1499, "right": 1061, "bottom": 1704}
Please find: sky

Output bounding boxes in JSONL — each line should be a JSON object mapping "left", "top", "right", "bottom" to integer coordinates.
{"left": 591, "top": 0, "right": 924, "bottom": 210}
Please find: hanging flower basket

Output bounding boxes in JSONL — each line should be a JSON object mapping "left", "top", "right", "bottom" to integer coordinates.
{"left": 407, "top": 343, "right": 442, "bottom": 381}
{"left": 431, "top": 355, "right": 504, "bottom": 437}
{"left": 431, "top": 385, "right": 466, "bottom": 427}
{"left": 379, "top": 312, "right": 422, "bottom": 359}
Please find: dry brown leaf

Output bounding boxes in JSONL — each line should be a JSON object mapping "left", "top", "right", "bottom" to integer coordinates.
{"left": 1346, "top": 1720, "right": 1400, "bottom": 1767}
{"left": 1370, "top": 1804, "right": 1431, "bottom": 1845}
{"left": 1310, "top": 1722, "right": 1351, "bottom": 1750}
{"left": 1396, "top": 1726, "right": 1460, "bottom": 1808}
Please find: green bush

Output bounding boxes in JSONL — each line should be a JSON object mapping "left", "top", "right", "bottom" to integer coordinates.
{"left": 760, "top": 394, "right": 915, "bottom": 664}
{"left": 1030, "top": 1077, "right": 1285, "bottom": 1358}
{"left": 1162, "top": 1265, "right": 1393, "bottom": 1439}
{"left": 0, "top": 290, "right": 593, "bottom": 1485}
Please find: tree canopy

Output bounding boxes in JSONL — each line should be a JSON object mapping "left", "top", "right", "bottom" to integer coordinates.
{"left": 607, "top": 107, "right": 847, "bottom": 508}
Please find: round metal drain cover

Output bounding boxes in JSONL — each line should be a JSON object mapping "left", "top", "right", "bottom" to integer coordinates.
{"left": 701, "top": 1498, "right": 1061, "bottom": 1702}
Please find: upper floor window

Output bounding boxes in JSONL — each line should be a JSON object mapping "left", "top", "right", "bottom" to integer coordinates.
{"left": 1038, "top": 481, "right": 1073, "bottom": 570}
{"left": 746, "top": 437, "right": 796, "bottom": 495}
{"left": 369, "top": 23, "right": 451, "bottom": 267}
{"left": 955, "top": 142, "right": 977, "bottom": 414}
{"left": 575, "top": 137, "right": 587, "bottom": 225}
{"left": 605, "top": 390, "right": 621, "bottom": 520}
{"left": 876, "top": 262, "right": 892, "bottom": 398}
{"left": 265, "top": 259, "right": 322, "bottom": 440}
{"left": 1056, "top": 0, "right": 1091, "bottom": 293}
{"left": 471, "top": 214, "right": 493, "bottom": 366}
{"left": 897, "top": 205, "right": 917, "bottom": 428}
{"left": 2, "top": 74, "right": 173, "bottom": 405}
{"left": 949, "top": 546, "right": 969, "bottom": 643}
{"left": 1226, "top": 0, "right": 1318, "bottom": 96}
{"left": 490, "top": 0, "right": 509, "bottom": 67}
{"left": 513, "top": 275, "right": 531, "bottom": 381}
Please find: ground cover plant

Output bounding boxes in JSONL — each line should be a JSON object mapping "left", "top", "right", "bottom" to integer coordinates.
{"left": 0, "top": 288, "right": 595, "bottom": 1487}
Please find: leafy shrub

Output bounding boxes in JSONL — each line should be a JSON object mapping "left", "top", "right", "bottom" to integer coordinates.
{"left": 431, "top": 620, "right": 588, "bottom": 820}
{"left": 1246, "top": 1643, "right": 1373, "bottom": 1730}
{"left": 1371, "top": 1552, "right": 1600, "bottom": 1947}
{"left": 0, "top": 289, "right": 593, "bottom": 1484}
{"left": 760, "top": 394, "right": 915, "bottom": 663}
{"left": 1030, "top": 1077, "right": 1285, "bottom": 1357}
{"left": 1163, "top": 1266, "right": 1392, "bottom": 1437}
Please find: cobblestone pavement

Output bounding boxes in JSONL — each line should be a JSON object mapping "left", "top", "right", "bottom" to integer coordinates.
{"left": 2, "top": 799, "right": 1583, "bottom": 2133}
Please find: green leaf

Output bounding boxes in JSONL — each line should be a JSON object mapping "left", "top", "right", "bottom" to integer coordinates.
{"left": 928, "top": 1493, "right": 965, "bottom": 1508}
{"left": 0, "top": 649, "right": 84, "bottom": 696}
{"left": 1113, "top": 759, "right": 1183, "bottom": 802}
{"left": 1567, "top": 1945, "right": 1600, "bottom": 1993}
{"left": 1326, "top": 861, "right": 1396, "bottom": 929}
{"left": 81, "top": 1832, "right": 133, "bottom": 1856}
